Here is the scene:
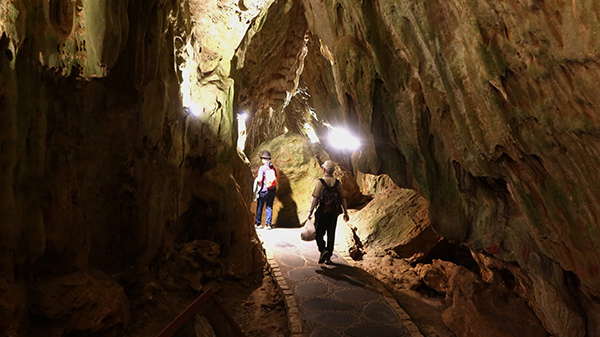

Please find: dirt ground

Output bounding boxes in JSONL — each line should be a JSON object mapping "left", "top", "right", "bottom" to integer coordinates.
{"left": 122, "top": 265, "right": 289, "bottom": 337}
{"left": 221, "top": 267, "right": 289, "bottom": 337}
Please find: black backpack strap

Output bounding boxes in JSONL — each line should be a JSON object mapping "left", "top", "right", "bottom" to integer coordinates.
{"left": 318, "top": 178, "right": 327, "bottom": 188}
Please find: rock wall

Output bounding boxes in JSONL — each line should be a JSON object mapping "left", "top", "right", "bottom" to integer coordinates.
{"left": 233, "top": 0, "right": 311, "bottom": 154}
{"left": 4, "top": 0, "right": 600, "bottom": 335}
{"left": 0, "top": 0, "right": 269, "bottom": 334}
{"left": 291, "top": 0, "right": 600, "bottom": 336}
{"left": 233, "top": 0, "right": 600, "bottom": 336}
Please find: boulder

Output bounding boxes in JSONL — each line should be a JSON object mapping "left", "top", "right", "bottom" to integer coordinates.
{"left": 29, "top": 270, "right": 130, "bottom": 336}
{"left": 415, "top": 259, "right": 458, "bottom": 294}
{"left": 161, "top": 240, "right": 222, "bottom": 292}
{"left": 349, "top": 184, "right": 440, "bottom": 262}
{"left": 442, "top": 267, "right": 547, "bottom": 337}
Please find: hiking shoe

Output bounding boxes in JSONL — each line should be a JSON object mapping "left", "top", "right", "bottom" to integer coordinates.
{"left": 265, "top": 225, "right": 272, "bottom": 230}
{"left": 324, "top": 258, "right": 333, "bottom": 265}
{"left": 318, "top": 250, "right": 330, "bottom": 264}
{"left": 255, "top": 224, "right": 262, "bottom": 229}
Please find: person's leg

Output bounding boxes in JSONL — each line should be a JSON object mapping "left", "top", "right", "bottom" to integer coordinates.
{"left": 325, "top": 215, "right": 338, "bottom": 260}
{"left": 315, "top": 215, "right": 327, "bottom": 253}
{"left": 316, "top": 216, "right": 334, "bottom": 263}
{"left": 265, "top": 189, "right": 276, "bottom": 228}
{"left": 255, "top": 191, "right": 266, "bottom": 226}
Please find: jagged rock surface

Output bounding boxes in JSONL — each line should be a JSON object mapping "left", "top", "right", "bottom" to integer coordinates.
{"left": 1, "top": 0, "right": 269, "bottom": 334}
{"left": 3, "top": 0, "right": 600, "bottom": 336}
{"left": 442, "top": 266, "right": 548, "bottom": 337}
{"left": 347, "top": 184, "right": 439, "bottom": 262}
{"left": 234, "top": 0, "right": 600, "bottom": 336}
{"left": 282, "top": 1, "right": 600, "bottom": 336}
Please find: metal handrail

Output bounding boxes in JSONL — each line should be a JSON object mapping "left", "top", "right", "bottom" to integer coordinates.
{"left": 155, "top": 288, "right": 246, "bottom": 337}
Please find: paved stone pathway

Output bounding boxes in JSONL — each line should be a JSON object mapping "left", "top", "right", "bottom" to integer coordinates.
{"left": 257, "top": 227, "right": 423, "bottom": 337}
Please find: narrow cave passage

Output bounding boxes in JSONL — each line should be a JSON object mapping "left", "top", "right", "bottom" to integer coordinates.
{"left": 3, "top": 0, "right": 599, "bottom": 336}
{"left": 243, "top": 135, "right": 462, "bottom": 337}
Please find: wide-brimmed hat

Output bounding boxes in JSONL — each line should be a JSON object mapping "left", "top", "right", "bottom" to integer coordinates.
{"left": 321, "top": 160, "right": 335, "bottom": 171}
{"left": 260, "top": 150, "right": 271, "bottom": 159}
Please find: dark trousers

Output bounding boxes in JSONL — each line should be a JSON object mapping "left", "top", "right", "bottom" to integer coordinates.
{"left": 315, "top": 212, "right": 338, "bottom": 253}
{"left": 255, "top": 189, "right": 276, "bottom": 226}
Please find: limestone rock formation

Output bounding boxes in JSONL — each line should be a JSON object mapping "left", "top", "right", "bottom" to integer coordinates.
{"left": 3, "top": 0, "right": 600, "bottom": 335}
{"left": 0, "top": 280, "right": 26, "bottom": 336}
{"left": 250, "top": 133, "right": 323, "bottom": 227}
{"left": 415, "top": 259, "right": 457, "bottom": 295}
{"left": 29, "top": 270, "right": 130, "bottom": 336}
{"left": 347, "top": 184, "right": 439, "bottom": 262}
{"left": 269, "top": 1, "right": 600, "bottom": 336}
{"left": 442, "top": 267, "right": 548, "bottom": 337}
{"left": 1, "top": 0, "right": 269, "bottom": 334}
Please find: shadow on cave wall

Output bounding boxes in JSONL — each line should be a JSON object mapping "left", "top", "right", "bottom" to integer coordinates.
{"left": 273, "top": 170, "right": 301, "bottom": 228}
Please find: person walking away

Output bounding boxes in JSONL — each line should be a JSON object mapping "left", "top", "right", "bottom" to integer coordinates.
{"left": 307, "top": 160, "right": 349, "bottom": 264}
{"left": 255, "top": 150, "right": 277, "bottom": 229}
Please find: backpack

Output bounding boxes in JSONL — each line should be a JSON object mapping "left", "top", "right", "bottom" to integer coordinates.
{"left": 318, "top": 178, "right": 342, "bottom": 215}
{"left": 264, "top": 164, "right": 277, "bottom": 189}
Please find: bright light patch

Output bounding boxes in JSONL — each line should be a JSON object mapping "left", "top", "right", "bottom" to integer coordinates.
{"left": 304, "top": 123, "right": 320, "bottom": 143}
{"left": 185, "top": 102, "right": 202, "bottom": 116}
{"left": 329, "top": 127, "right": 360, "bottom": 150}
{"left": 237, "top": 112, "right": 248, "bottom": 152}
{"left": 309, "top": 107, "right": 318, "bottom": 121}
{"left": 180, "top": 41, "right": 202, "bottom": 116}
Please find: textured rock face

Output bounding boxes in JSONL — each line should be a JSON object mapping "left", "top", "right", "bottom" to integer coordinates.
{"left": 442, "top": 267, "right": 548, "bottom": 337}
{"left": 0, "top": 0, "right": 268, "bottom": 333}
{"left": 234, "top": 0, "right": 312, "bottom": 154}
{"left": 270, "top": 1, "right": 600, "bottom": 336}
{"left": 232, "top": 0, "right": 600, "bottom": 336}
{"left": 3, "top": 0, "right": 600, "bottom": 336}
{"left": 28, "top": 271, "right": 130, "bottom": 336}
{"left": 249, "top": 133, "right": 367, "bottom": 227}
{"left": 250, "top": 133, "right": 325, "bottom": 227}
{"left": 348, "top": 184, "right": 439, "bottom": 261}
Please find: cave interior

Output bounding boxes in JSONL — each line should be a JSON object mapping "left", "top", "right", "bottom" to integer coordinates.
{"left": 1, "top": 0, "right": 600, "bottom": 336}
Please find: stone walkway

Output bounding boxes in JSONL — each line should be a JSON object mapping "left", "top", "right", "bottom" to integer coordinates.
{"left": 257, "top": 227, "right": 424, "bottom": 337}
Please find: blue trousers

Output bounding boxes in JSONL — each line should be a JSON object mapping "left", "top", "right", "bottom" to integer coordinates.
{"left": 256, "top": 189, "right": 276, "bottom": 226}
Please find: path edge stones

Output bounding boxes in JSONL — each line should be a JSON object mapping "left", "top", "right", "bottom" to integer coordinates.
{"left": 266, "top": 252, "right": 304, "bottom": 337}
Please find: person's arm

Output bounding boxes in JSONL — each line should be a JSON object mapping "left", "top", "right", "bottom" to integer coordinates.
{"left": 255, "top": 166, "right": 264, "bottom": 184}
{"left": 336, "top": 180, "right": 349, "bottom": 222}
{"left": 307, "top": 197, "right": 319, "bottom": 219}
{"left": 308, "top": 179, "right": 322, "bottom": 219}
{"left": 341, "top": 198, "right": 349, "bottom": 222}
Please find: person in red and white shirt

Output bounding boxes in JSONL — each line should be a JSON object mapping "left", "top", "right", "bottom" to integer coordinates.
{"left": 255, "top": 150, "right": 277, "bottom": 229}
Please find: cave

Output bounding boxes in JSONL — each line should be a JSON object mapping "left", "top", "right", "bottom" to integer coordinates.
{"left": 2, "top": 0, "right": 600, "bottom": 336}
